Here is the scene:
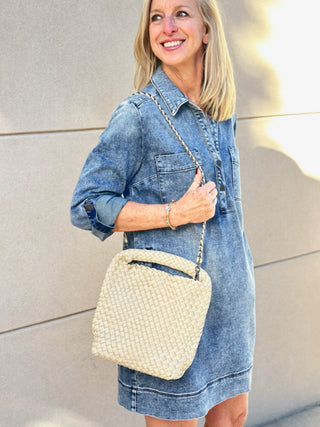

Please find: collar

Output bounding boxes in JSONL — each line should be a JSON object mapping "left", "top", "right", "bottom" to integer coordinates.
{"left": 151, "top": 67, "right": 190, "bottom": 116}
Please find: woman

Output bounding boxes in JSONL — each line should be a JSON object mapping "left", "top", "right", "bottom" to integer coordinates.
{"left": 71, "top": 0, "right": 255, "bottom": 425}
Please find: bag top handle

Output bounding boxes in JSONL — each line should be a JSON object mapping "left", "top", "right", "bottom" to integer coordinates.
{"left": 118, "top": 249, "right": 211, "bottom": 284}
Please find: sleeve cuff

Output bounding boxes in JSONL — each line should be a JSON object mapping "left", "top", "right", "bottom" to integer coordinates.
{"left": 82, "top": 195, "right": 128, "bottom": 241}
{"left": 95, "top": 194, "right": 128, "bottom": 228}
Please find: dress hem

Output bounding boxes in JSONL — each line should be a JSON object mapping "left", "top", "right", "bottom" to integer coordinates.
{"left": 118, "top": 365, "right": 253, "bottom": 421}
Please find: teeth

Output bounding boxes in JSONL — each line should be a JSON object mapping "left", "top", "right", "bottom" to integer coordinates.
{"left": 163, "top": 40, "right": 183, "bottom": 48}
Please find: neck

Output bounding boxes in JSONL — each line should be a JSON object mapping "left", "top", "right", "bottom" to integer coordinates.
{"left": 161, "top": 63, "right": 203, "bottom": 106}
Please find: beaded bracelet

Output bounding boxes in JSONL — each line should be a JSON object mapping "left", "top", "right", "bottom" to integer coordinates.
{"left": 165, "top": 200, "right": 176, "bottom": 230}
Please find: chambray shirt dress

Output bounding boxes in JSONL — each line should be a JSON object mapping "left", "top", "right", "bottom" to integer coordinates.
{"left": 71, "top": 67, "right": 256, "bottom": 421}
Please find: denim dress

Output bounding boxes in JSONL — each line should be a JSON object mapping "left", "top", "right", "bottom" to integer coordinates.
{"left": 70, "top": 67, "right": 256, "bottom": 421}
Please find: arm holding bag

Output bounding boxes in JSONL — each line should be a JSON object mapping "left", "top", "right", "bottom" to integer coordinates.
{"left": 91, "top": 93, "right": 212, "bottom": 380}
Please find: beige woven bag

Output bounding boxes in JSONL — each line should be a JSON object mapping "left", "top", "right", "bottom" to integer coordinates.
{"left": 92, "top": 249, "right": 211, "bottom": 380}
{"left": 91, "top": 92, "right": 212, "bottom": 380}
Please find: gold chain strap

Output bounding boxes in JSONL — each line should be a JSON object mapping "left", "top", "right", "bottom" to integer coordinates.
{"left": 138, "top": 92, "right": 207, "bottom": 280}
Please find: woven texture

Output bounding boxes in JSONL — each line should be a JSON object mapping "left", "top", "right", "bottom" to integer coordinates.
{"left": 92, "top": 249, "right": 212, "bottom": 380}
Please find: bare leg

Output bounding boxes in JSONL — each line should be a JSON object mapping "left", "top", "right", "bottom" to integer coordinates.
{"left": 145, "top": 416, "right": 198, "bottom": 427}
{"left": 205, "top": 393, "right": 249, "bottom": 427}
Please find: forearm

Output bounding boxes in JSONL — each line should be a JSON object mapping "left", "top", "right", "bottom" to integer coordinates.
{"left": 113, "top": 201, "right": 179, "bottom": 232}
{"left": 113, "top": 172, "right": 218, "bottom": 232}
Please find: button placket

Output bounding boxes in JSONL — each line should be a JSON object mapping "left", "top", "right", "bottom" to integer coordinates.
{"left": 209, "top": 120, "right": 227, "bottom": 212}
{"left": 192, "top": 110, "right": 228, "bottom": 212}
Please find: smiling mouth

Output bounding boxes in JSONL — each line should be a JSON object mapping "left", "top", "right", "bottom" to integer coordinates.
{"left": 161, "top": 40, "right": 184, "bottom": 48}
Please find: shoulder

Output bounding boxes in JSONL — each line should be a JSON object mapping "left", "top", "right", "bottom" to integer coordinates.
{"left": 219, "top": 111, "right": 237, "bottom": 131}
{"left": 99, "top": 96, "right": 147, "bottom": 143}
{"left": 231, "top": 111, "right": 237, "bottom": 126}
{"left": 231, "top": 111, "right": 237, "bottom": 137}
{"left": 126, "top": 82, "right": 159, "bottom": 108}
{"left": 107, "top": 84, "right": 155, "bottom": 121}
{"left": 107, "top": 84, "right": 164, "bottom": 132}
{"left": 99, "top": 83, "right": 160, "bottom": 144}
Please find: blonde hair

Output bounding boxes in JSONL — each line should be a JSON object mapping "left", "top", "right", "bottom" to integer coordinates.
{"left": 134, "top": 0, "right": 236, "bottom": 121}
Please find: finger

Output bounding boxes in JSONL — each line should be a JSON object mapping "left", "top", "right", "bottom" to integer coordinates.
{"left": 204, "top": 181, "right": 216, "bottom": 193}
{"left": 208, "top": 188, "right": 217, "bottom": 197}
{"left": 210, "top": 189, "right": 218, "bottom": 200}
{"left": 194, "top": 168, "right": 202, "bottom": 183}
{"left": 187, "top": 169, "right": 202, "bottom": 192}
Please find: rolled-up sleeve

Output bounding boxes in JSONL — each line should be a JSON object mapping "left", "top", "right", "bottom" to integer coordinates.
{"left": 70, "top": 100, "right": 143, "bottom": 241}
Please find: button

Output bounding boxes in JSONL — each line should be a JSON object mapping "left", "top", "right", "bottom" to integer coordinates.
{"left": 219, "top": 184, "right": 226, "bottom": 192}
{"left": 84, "top": 203, "right": 94, "bottom": 212}
{"left": 216, "top": 159, "right": 222, "bottom": 167}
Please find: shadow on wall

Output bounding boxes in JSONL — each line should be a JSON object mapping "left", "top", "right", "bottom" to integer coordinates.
{"left": 225, "top": 0, "right": 320, "bottom": 117}
{"left": 220, "top": 0, "right": 320, "bottom": 265}
{"left": 223, "top": 0, "right": 281, "bottom": 118}
{"left": 240, "top": 120, "right": 320, "bottom": 266}
{"left": 220, "top": 0, "right": 320, "bottom": 425}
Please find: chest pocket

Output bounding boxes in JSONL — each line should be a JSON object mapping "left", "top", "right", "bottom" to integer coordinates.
{"left": 155, "top": 150, "right": 202, "bottom": 204}
{"left": 228, "top": 146, "right": 242, "bottom": 201}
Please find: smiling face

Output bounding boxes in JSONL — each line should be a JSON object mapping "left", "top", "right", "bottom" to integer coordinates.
{"left": 149, "top": 0, "right": 209, "bottom": 73}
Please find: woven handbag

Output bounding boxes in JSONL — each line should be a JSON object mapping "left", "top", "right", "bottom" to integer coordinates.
{"left": 91, "top": 93, "right": 212, "bottom": 380}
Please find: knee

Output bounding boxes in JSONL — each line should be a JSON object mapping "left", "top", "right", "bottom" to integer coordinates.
{"left": 232, "top": 408, "right": 248, "bottom": 427}
{"left": 206, "top": 408, "right": 248, "bottom": 427}
{"left": 205, "top": 393, "right": 249, "bottom": 427}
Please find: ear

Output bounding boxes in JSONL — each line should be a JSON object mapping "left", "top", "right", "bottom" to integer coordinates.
{"left": 202, "top": 24, "right": 209, "bottom": 44}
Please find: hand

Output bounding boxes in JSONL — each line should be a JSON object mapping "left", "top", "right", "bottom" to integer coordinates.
{"left": 171, "top": 169, "right": 218, "bottom": 226}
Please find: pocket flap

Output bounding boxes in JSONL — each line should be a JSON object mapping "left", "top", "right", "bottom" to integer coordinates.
{"left": 155, "top": 150, "right": 202, "bottom": 173}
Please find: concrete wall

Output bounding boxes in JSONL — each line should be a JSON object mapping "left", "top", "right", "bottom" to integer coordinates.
{"left": 1, "top": 1, "right": 319, "bottom": 426}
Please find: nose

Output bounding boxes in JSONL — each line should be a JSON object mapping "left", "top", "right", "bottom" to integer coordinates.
{"left": 163, "top": 16, "right": 178, "bottom": 35}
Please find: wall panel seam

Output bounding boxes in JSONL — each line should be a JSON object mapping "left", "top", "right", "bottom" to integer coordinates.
{"left": 1, "top": 250, "right": 319, "bottom": 336}
{"left": 255, "top": 250, "right": 320, "bottom": 270}
{"left": 1, "top": 112, "right": 319, "bottom": 138}
{"left": 0, "top": 308, "right": 95, "bottom": 337}
{"left": 239, "top": 111, "right": 319, "bottom": 121}
{"left": 254, "top": 402, "right": 320, "bottom": 427}
{"left": 0, "top": 128, "right": 104, "bottom": 138}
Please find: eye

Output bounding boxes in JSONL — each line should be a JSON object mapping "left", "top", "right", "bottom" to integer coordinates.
{"left": 177, "top": 10, "right": 188, "bottom": 17}
{"left": 150, "top": 13, "right": 162, "bottom": 22}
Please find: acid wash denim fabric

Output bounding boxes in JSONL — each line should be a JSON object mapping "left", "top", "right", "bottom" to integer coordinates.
{"left": 70, "top": 67, "right": 256, "bottom": 421}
